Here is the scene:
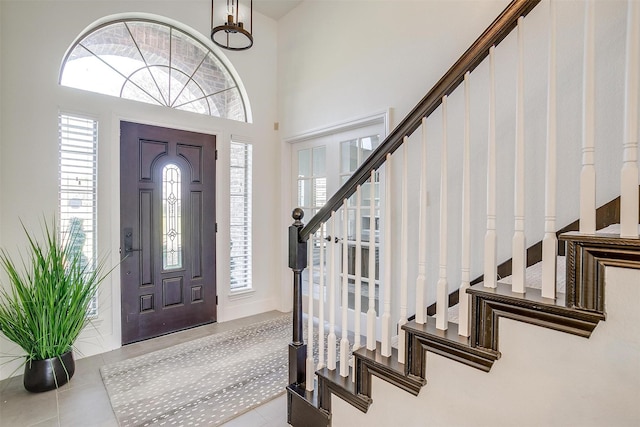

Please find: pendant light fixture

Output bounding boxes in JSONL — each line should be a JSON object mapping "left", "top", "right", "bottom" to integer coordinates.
{"left": 211, "top": 0, "right": 253, "bottom": 51}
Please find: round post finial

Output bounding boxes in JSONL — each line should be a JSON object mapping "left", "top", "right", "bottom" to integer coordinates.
{"left": 291, "top": 208, "right": 304, "bottom": 226}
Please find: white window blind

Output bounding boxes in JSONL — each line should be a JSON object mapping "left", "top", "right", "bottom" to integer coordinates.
{"left": 59, "top": 113, "right": 98, "bottom": 317}
{"left": 230, "top": 141, "right": 252, "bottom": 292}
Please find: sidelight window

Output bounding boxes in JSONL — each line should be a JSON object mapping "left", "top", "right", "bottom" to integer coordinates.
{"left": 230, "top": 140, "right": 252, "bottom": 292}
{"left": 59, "top": 113, "right": 98, "bottom": 317}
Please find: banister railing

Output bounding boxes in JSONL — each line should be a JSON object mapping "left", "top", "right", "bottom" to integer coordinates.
{"left": 299, "top": 0, "right": 541, "bottom": 240}
{"left": 288, "top": 2, "right": 639, "bottom": 424}
{"left": 288, "top": 0, "right": 545, "bottom": 394}
{"left": 287, "top": 0, "right": 545, "bottom": 395}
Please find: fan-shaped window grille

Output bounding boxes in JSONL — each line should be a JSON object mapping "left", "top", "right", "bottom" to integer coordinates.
{"left": 60, "top": 18, "right": 249, "bottom": 122}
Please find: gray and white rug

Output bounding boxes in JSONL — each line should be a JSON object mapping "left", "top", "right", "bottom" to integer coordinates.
{"left": 100, "top": 314, "right": 292, "bottom": 426}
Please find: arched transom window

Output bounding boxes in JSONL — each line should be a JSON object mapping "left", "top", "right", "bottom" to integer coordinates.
{"left": 60, "top": 18, "right": 249, "bottom": 122}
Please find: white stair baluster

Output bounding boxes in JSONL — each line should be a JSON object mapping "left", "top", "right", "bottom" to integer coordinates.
{"left": 317, "top": 223, "right": 326, "bottom": 370}
{"left": 366, "top": 170, "right": 377, "bottom": 351}
{"left": 512, "top": 16, "right": 527, "bottom": 294}
{"left": 484, "top": 46, "right": 498, "bottom": 289}
{"left": 436, "top": 96, "right": 449, "bottom": 331}
{"left": 306, "top": 233, "right": 315, "bottom": 391}
{"left": 398, "top": 140, "right": 409, "bottom": 362}
{"left": 340, "top": 200, "right": 349, "bottom": 377}
{"left": 328, "top": 212, "right": 337, "bottom": 370}
{"left": 459, "top": 72, "right": 471, "bottom": 337}
{"left": 580, "top": 0, "right": 597, "bottom": 234}
{"left": 416, "top": 117, "right": 428, "bottom": 325}
{"left": 542, "top": 0, "right": 558, "bottom": 300}
{"left": 621, "top": 0, "right": 640, "bottom": 238}
{"left": 353, "top": 187, "right": 362, "bottom": 352}
{"left": 381, "top": 153, "right": 393, "bottom": 357}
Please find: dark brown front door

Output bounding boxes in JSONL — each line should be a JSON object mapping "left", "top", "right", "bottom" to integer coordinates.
{"left": 120, "top": 121, "right": 216, "bottom": 345}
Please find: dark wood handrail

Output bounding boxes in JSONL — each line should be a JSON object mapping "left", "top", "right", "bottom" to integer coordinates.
{"left": 299, "top": 0, "right": 541, "bottom": 240}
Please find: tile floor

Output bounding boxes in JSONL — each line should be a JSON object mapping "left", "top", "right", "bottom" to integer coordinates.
{"left": 0, "top": 310, "right": 289, "bottom": 427}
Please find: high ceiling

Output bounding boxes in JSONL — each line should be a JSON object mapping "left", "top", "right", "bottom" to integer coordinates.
{"left": 252, "top": 0, "right": 303, "bottom": 20}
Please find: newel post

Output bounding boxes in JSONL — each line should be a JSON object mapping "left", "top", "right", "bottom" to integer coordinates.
{"left": 289, "top": 208, "right": 307, "bottom": 385}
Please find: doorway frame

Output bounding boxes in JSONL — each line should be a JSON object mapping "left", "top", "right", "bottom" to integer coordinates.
{"left": 284, "top": 109, "right": 391, "bottom": 338}
{"left": 110, "top": 113, "right": 225, "bottom": 346}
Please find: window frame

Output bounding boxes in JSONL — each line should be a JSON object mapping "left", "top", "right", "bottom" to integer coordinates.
{"left": 229, "top": 139, "right": 253, "bottom": 294}
{"left": 58, "top": 112, "right": 99, "bottom": 317}
{"left": 59, "top": 15, "right": 252, "bottom": 122}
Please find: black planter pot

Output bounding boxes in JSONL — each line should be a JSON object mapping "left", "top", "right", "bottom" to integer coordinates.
{"left": 23, "top": 350, "right": 75, "bottom": 393}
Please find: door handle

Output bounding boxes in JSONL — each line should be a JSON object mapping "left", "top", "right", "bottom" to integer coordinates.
{"left": 123, "top": 227, "right": 142, "bottom": 255}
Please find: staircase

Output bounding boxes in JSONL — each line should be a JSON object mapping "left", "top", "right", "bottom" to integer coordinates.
{"left": 286, "top": 1, "right": 640, "bottom": 425}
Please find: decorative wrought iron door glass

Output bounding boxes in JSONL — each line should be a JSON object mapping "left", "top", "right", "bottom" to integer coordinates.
{"left": 162, "top": 163, "right": 182, "bottom": 270}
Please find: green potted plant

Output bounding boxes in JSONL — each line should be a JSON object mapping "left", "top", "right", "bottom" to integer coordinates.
{"left": 0, "top": 218, "right": 110, "bottom": 392}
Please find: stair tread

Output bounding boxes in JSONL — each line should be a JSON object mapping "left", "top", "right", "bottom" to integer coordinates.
{"left": 403, "top": 320, "right": 473, "bottom": 348}
{"left": 561, "top": 226, "right": 640, "bottom": 246}
{"left": 402, "top": 320, "right": 500, "bottom": 372}
{"left": 287, "top": 382, "right": 321, "bottom": 407}
{"left": 468, "top": 282, "right": 568, "bottom": 308}
{"left": 316, "top": 362, "right": 357, "bottom": 395}
{"left": 317, "top": 361, "right": 372, "bottom": 413}
{"left": 402, "top": 321, "right": 500, "bottom": 359}
{"left": 497, "top": 256, "right": 567, "bottom": 294}
{"left": 353, "top": 342, "right": 405, "bottom": 374}
{"left": 354, "top": 342, "right": 426, "bottom": 395}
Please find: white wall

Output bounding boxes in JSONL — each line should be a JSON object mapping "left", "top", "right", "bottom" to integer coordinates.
{"left": 277, "top": 0, "right": 510, "bottom": 138}
{"left": 0, "top": 0, "right": 282, "bottom": 379}
{"left": 332, "top": 267, "right": 640, "bottom": 426}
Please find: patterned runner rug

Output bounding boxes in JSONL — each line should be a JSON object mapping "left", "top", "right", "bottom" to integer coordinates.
{"left": 100, "top": 314, "right": 291, "bottom": 426}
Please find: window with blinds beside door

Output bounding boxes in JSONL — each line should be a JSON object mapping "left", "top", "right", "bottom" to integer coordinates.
{"left": 58, "top": 113, "right": 98, "bottom": 317}
{"left": 230, "top": 140, "right": 253, "bottom": 292}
